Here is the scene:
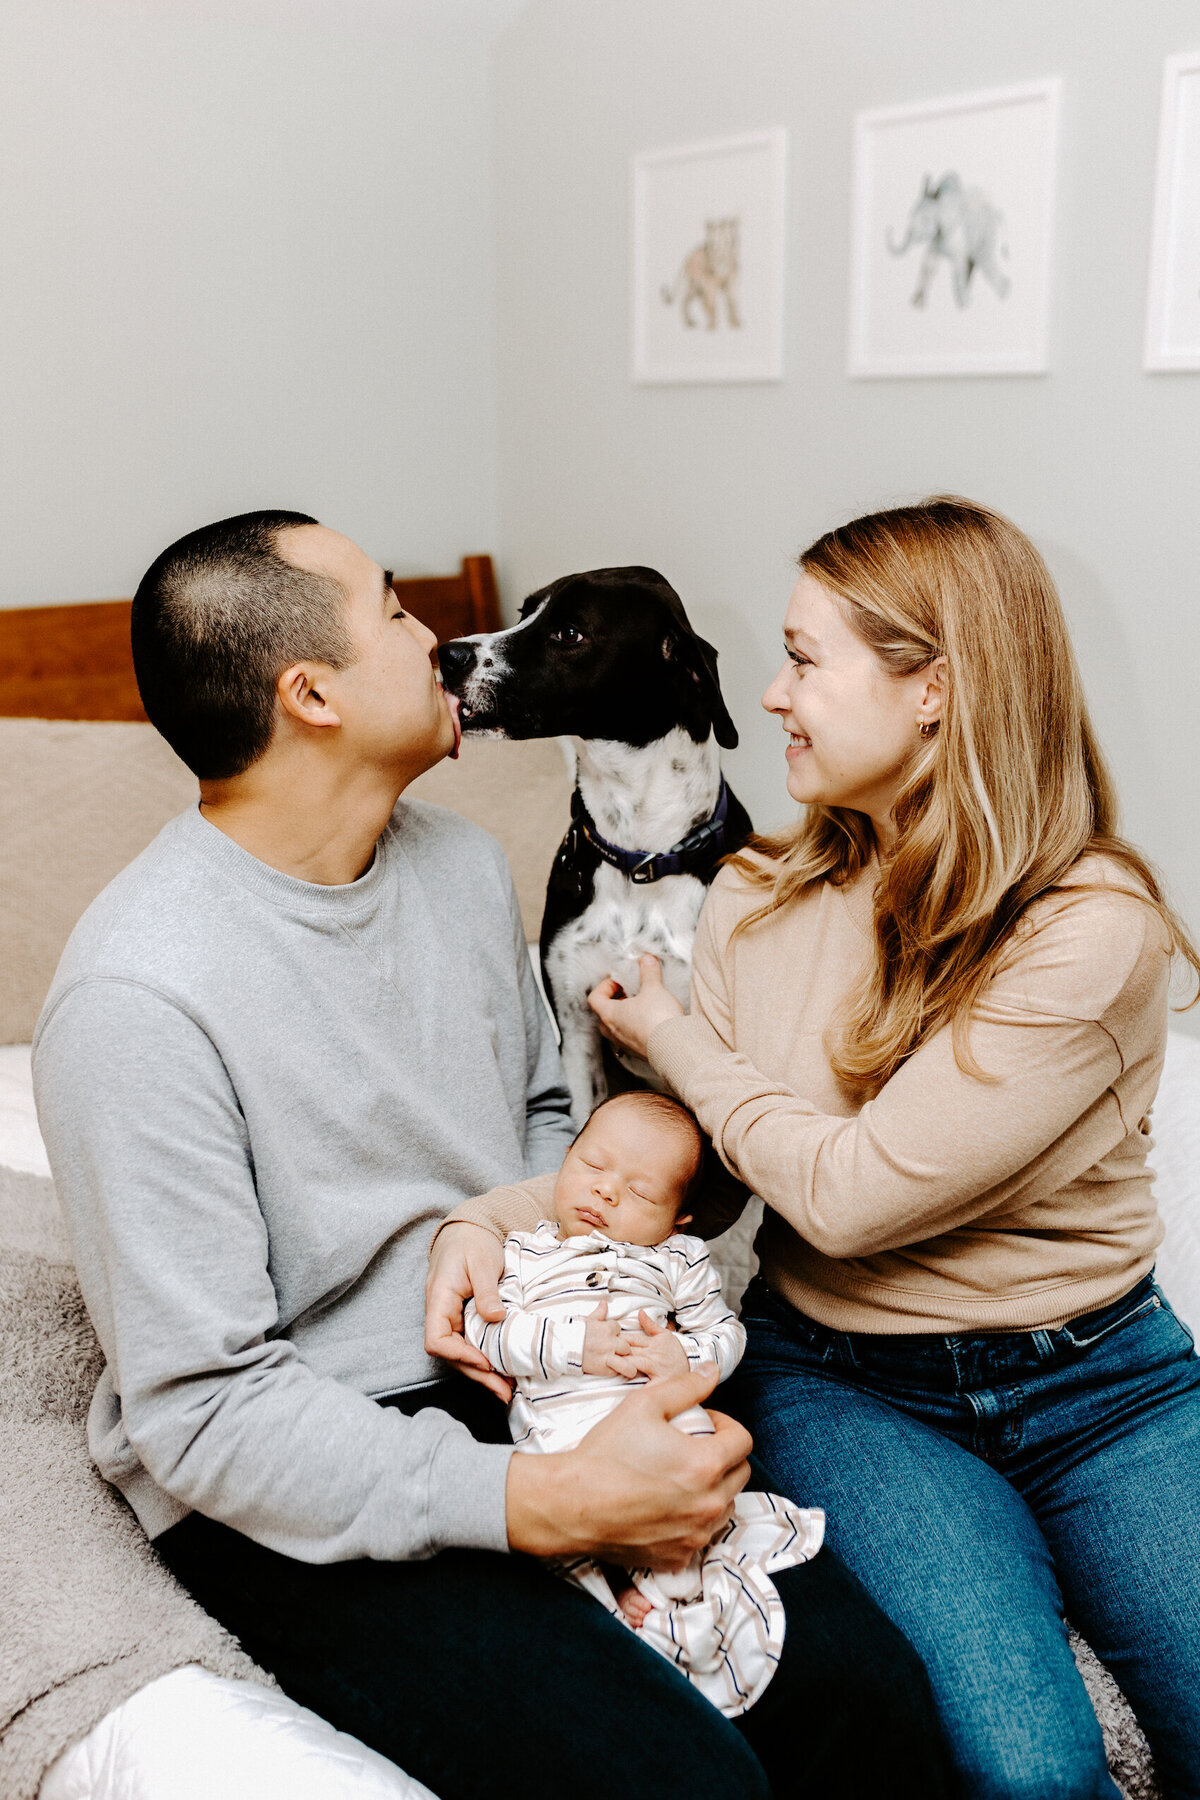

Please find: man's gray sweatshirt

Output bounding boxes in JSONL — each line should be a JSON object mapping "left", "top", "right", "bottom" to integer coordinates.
{"left": 32, "top": 799, "right": 574, "bottom": 1562}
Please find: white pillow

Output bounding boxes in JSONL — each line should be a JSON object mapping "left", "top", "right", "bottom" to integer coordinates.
{"left": 0, "top": 1044, "right": 50, "bottom": 1178}
{"left": 40, "top": 1664, "right": 439, "bottom": 1800}
{"left": 1149, "top": 1030, "right": 1200, "bottom": 1332}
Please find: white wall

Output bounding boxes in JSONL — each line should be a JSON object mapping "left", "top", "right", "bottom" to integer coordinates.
{"left": 493, "top": 0, "right": 1200, "bottom": 1018}
{"left": 0, "top": 0, "right": 520, "bottom": 604}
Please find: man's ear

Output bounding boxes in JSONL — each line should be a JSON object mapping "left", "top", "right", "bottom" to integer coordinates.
{"left": 277, "top": 663, "right": 342, "bottom": 731}
{"left": 663, "top": 630, "right": 738, "bottom": 749}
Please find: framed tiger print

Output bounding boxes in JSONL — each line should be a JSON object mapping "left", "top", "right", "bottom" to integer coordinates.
{"left": 631, "top": 129, "right": 787, "bottom": 384}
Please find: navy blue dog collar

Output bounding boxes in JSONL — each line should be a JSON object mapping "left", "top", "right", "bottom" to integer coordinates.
{"left": 569, "top": 778, "right": 733, "bottom": 884}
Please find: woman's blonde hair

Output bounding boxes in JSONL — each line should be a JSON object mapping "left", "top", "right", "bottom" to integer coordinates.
{"left": 729, "top": 496, "right": 1199, "bottom": 1090}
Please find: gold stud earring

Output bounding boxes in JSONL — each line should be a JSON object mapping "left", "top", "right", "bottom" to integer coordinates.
{"left": 918, "top": 720, "right": 939, "bottom": 740}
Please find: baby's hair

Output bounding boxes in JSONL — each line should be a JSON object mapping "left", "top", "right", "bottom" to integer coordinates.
{"left": 576, "top": 1090, "right": 705, "bottom": 1204}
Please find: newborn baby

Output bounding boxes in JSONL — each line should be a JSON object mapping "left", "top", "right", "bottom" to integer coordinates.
{"left": 464, "top": 1090, "right": 824, "bottom": 1717}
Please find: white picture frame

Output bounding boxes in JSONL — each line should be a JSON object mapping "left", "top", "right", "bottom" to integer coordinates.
{"left": 631, "top": 129, "right": 787, "bottom": 384}
{"left": 848, "top": 79, "right": 1061, "bottom": 378}
{"left": 1145, "top": 51, "right": 1200, "bottom": 372}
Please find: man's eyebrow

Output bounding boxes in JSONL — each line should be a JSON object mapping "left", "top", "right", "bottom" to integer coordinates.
{"left": 382, "top": 570, "right": 395, "bottom": 608}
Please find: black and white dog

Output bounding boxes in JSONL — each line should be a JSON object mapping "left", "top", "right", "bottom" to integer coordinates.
{"left": 438, "top": 566, "right": 751, "bottom": 1123}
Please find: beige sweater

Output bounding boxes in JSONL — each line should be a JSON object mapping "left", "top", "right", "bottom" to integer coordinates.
{"left": 450, "top": 852, "right": 1171, "bottom": 1334}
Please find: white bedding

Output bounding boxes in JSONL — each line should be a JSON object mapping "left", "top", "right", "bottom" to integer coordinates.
{"left": 0, "top": 1043, "right": 51, "bottom": 1177}
{"left": 6, "top": 1031, "right": 1198, "bottom": 1798}
{"left": 40, "top": 1665, "right": 437, "bottom": 1800}
{"left": 1148, "top": 1029, "right": 1200, "bottom": 1331}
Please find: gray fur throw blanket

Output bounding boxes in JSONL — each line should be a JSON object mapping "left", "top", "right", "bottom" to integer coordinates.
{"left": 0, "top": 1166, "right": 267, "bottom": 1800}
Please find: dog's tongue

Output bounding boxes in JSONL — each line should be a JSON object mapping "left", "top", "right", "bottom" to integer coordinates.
{"left": 447, "top": 690, "right": 462, "bottom": 760}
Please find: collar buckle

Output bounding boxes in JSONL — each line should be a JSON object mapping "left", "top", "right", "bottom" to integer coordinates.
{"left": 569, "top": 777, "right": 731, "bottom": 887}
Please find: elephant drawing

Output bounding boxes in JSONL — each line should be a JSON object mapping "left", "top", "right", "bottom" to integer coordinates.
{"left": 887, "top": 173, "right": 1010, "bottom": 309}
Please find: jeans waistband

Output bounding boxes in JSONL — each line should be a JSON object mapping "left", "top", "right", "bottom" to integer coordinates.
{"left": 746, "top": 1272, "right": 1164, "bottom": 1383}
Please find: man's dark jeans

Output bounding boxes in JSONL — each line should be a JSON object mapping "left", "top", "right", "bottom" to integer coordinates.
{"left": 157, "top": 1381, "right": 956, "bottom": 1800}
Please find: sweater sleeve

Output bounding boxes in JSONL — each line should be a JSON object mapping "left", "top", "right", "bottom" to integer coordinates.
{"left": 464, "top": 1239, "right": 587, "bottom": 1380}
{"left": 434, "top": 1171, "right": 557, "bottom": 1248}
{"left": 34, "top": 979, "right": 513, "bottom": 1563}
{"left": 648, "top": 885, "right": 1168, "bottom": 1261}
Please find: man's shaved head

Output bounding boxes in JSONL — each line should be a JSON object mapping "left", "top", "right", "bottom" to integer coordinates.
{"left": 132, "top": 510, "right": 355, "bottom": 779}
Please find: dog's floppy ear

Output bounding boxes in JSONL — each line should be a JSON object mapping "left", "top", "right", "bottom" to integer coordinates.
{"left": 633, "top": 570, "right": 738, "bottom": 750}
{"left": 666, "top": 628, "right": 739, "bottom": 749}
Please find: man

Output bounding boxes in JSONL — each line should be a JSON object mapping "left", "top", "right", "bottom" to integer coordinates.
{"left": 34, "top": 513, "right": 947, "bottom": 1800}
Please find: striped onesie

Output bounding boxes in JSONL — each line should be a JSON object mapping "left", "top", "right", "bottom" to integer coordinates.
{"left": 465, "top": 1221, "right": 824, "bottom": 1716}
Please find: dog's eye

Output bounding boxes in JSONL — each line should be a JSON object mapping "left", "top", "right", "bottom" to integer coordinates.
{"left": 550, "top": 623, "right": 586, "bottom": 645}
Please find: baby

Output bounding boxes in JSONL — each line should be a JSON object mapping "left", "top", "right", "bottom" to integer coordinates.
{"left": 464, "top": 1090, "right": 824, "bottom": 1718}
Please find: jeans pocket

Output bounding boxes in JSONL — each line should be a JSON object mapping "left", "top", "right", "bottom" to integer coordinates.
{"left": 1058, "top": 1289, "right": 1161, "bottom": 1351}
{"left": 1154, "top": 1284, "right": 1197, "bottom": 1353}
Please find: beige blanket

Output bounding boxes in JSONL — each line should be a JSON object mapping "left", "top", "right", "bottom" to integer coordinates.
{"left": 0, "top": 1166, "right": 267, "bottom": 1800}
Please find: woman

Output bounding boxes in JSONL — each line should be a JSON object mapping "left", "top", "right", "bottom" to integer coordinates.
{"left": 578, "top": 497, "right": 1200, "bottom": 1799}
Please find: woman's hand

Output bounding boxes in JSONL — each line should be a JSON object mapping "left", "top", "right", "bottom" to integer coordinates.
{"left": 424, "top": 1222, "right": 513, "bottom": 1402}
{"left": 588, "top": 954, "right": 684, "bottom": 1062}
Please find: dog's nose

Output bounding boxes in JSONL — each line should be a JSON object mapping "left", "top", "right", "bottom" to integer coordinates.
{"left": 437, "top": 639, "right": 477, "bottom": 687}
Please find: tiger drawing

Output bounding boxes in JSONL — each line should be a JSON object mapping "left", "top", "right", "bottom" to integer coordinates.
{"left": 661, "top": 217, "right": 742, "bottom": 330}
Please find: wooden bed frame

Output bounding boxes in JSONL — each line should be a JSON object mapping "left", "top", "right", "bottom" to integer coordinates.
{"left": 0, "top": 555, "right": 500, "bottom": 721}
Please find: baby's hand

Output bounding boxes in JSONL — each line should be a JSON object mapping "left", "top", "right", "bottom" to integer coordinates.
{"left": 582, "top": 1302, "right": 635, "bottom": 1377}
{"left": 623, "top": 1310, "right": 691, "bottom": 1381}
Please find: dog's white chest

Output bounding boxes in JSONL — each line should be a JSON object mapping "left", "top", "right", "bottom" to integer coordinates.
{"left": 540, "top": 729, "right": 728, "bottom": 1120}
{"left": 548, "top": 862, "right": 705, "bottom": 1006}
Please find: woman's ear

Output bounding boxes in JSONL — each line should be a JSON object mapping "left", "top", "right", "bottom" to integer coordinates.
{"left": 277, "top": 663, "right": 342, "bottom": 731}
{"left": 917, "top": 654, "right": 948, "bottom": 728}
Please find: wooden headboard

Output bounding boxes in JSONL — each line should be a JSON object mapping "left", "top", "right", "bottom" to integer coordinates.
{"left": 0, "top": 554, "right": 500, "bottom": 721}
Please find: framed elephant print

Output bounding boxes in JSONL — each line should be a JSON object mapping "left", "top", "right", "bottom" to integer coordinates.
{"left": 1145, "top": 51, "right": 1200, "bottom": 371}
{"left": 632, "top": 129, "right": 787, "bottom": 384}
{"left": 848, "top": 80, "right": 1061, "bottom": 377}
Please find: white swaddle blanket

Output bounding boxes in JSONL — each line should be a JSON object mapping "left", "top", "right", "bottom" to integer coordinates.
{"left": 465, "top": 1223, "right": 824, "bottom": 1716}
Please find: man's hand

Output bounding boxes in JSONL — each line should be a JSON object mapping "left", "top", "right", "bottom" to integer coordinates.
{"left": 505, "top": 1364, "right": 752, "bottom": 1570}
{"left": 581, "top": 1300, "right": 635, "bottom": 1377}
{"left": 621, "top": 1308, "right": 690, "bottom": 1380}
{"left": 424, "top": 1222, "right": 512, "bottom": 1401}
{"left": 587, "top": 954, "right": 684, "bottom": 1062}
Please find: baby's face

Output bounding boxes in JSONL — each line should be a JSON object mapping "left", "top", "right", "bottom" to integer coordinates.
{"left": 553, "top": 1105, "right": 694, "bottom": 1246}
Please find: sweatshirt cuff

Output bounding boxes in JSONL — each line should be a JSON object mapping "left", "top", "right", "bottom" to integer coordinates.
{"left": 647, "top": 1014, "right": 728, "bottom": 1103}
{"left": 424, "top": 1431, "right": 515, "bottom": 1555}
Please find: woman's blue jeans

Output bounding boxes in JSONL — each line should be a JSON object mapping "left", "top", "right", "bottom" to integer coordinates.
{"left": 726, "top": 1271, "right": 1200, "bottom": 1800}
